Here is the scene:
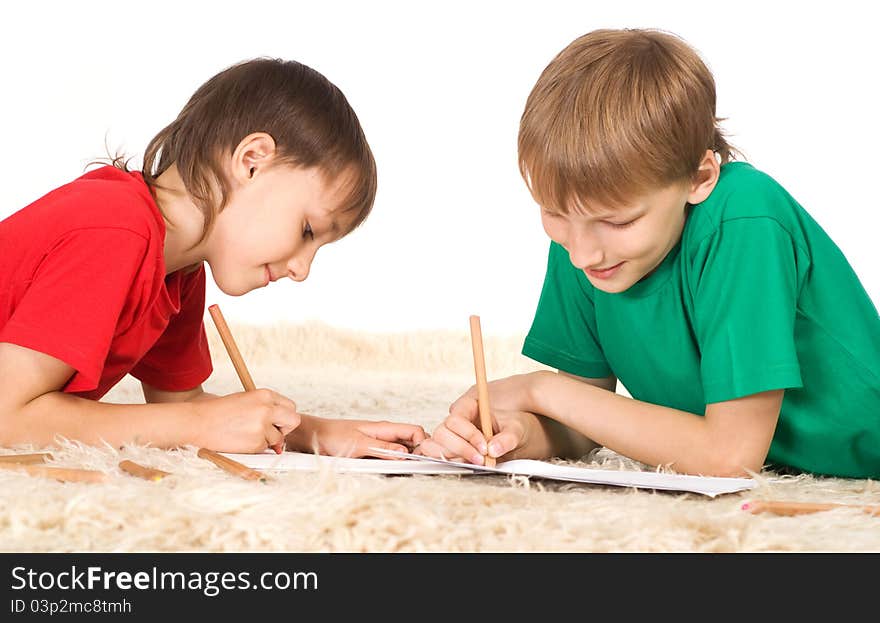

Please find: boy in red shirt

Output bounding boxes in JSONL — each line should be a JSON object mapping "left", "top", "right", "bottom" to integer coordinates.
{"left": 0, "top": 58, "right": 426, "bottom": 456}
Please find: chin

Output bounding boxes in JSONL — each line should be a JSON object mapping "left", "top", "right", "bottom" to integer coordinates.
{"left": 214, "top": 278, "right": 252, "bottom": 297}
{"left": 590, "top": 280, "right": 632, "bottom": 294}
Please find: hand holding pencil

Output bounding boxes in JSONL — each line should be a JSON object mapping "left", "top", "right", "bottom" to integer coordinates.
{"left": 415, "top": 315, "right": 519, "bottom": 466}
{"left": 200, "top": 304, "right": 300, "bottom": 454}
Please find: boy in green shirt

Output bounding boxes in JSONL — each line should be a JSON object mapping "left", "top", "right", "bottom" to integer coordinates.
{"left": 418, "top": 28, "right": 880, "bottom": 478}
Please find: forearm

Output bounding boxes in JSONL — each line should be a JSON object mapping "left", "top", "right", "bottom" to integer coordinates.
{"left": 0, "top": 391, "right": 200, "bottom": 449}
{"left": 190, "top": 391, "right": 220, "bottom": 401}
{"left": 536, "top": 414, "right": 600, "bottom": 460}
{"left": 529, "top": 371, "right": 734, "bottom": 475}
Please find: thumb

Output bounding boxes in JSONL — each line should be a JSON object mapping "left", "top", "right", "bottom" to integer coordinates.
{"left": 486, "top": 430, "right": 519, "bottom": 459}
{"left": 273, "top": 411, "right": 302, "bottom": 436}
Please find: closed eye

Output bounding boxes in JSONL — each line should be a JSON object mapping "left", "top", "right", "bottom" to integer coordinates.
{"left": 606, "top": 218, "right": 638, "bottom": 229}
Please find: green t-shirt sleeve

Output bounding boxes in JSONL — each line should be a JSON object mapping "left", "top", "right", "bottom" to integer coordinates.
{"left": 691, "top": 217, "right": 805, "bottom": 403}
{"left": 522, "top": 242, "right": 612, "bottom": 378}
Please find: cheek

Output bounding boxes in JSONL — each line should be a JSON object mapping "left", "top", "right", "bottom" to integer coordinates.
{"left": 541, "top": 217, "right": 565, "bottom": 244}
{"left": 606, "top": 229, "right": 661, "bottom": 261}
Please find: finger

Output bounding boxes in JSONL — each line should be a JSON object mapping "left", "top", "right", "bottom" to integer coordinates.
{"left": 271, "top": 391, "right": 298, "bottom": 414}
{"left": 271, "top": 409, "right": 301, "bottom": 436}
{"left": 265, "top": 424, "right": 285, "bottom": 451}
{"left": 445, "top": 414, "right": 491, "bottom": 455}
{"left": 432, "top": 425, "right": 487, "bottom": 465}
{"left": 448, "top": 395, "right": 480, "bottom": 418}
{"left": 486, "top": 430, "right": 520, "bottom": 458}
{"left": 359, "top": 422, "right": 428, "bottom": 447}
{"left": 414, "top": 438, "right": 466, "bottom": 463}
{"left": 360, "top": 438, "right": 414, "bottom": 459}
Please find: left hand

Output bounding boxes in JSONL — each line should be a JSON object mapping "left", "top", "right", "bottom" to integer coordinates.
{"left": 287, "top": 415, "right": 428, "bottom": 459}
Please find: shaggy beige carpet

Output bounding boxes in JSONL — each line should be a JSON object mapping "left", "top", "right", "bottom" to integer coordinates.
{"left": 1, "top": 322, "right": 878, "bottom": 552}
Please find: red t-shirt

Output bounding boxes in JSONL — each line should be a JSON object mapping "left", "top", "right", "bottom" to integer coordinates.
{"left": 0, "top": 165, "right": 213, "bottom": 400}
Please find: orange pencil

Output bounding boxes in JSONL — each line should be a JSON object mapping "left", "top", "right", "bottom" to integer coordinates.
{"left": 197, "top": 448, "right": 269, "bottom": 483}
{"left": 742, "top": 500, "right": 880, "bottom": 517}
{"left": 469, "top": 315, "right": 496, "bottom": 468}
{"left": 0, "top": 462, "right": 107, "bottom": 483}
{"left": 119, "top": 460, "right": 170, "bottom": 482}
{"left": 0, "top": 453, "right": 52, "bottom": 465}
{"left": 208, "top": 303, "right": 284, "bottom": 455}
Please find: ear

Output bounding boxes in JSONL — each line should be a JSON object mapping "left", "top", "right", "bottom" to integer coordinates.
{"left": 229, "top": 132, "right": 277, "bottom": 184}
{"left": 686, "top": 149, "right": 721, "bottom": 204}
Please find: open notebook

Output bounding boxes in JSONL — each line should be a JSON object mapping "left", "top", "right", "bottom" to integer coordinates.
{"left": 220, "top": 449, "right": 756, "bottom": 497}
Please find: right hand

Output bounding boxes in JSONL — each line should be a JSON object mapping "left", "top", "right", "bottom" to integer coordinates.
{"left": 416, "top": 397, "right": 541, "bottom": 465}
{"left": 450, "top": 372, "right": 540, "bottom": 415}
{"left": 191, "top": 389, "right": 301, "bottom": 453}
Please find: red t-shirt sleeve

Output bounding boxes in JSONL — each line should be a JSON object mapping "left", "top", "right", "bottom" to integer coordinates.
{"left": 0, "top": 228, "right": 150, "bottom": 393}
{"left": 129, "top": 264, "right": 213, "bottom": 391}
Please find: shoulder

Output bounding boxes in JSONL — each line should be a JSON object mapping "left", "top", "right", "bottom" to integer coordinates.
{"left": 683, "top": 162, "right": 806, "bottom": 247}
{"left": 64, "top": 166, "right": 161, "bottom": 237}
{"left": 25, "top": 165, "right": 162, "bottom": 243}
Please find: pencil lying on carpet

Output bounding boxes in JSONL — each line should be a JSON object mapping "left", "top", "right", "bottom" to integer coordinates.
{"left": 0, "top": 452, "right": 52, "bottom": 465}
{"left": 742, "top": 500, "right": 880, "bottom": 517}
{"left": 207, "top": 303, "right": 284, "bottom": 455}
{"left": 469, "top": 315, "right": 496, "bottom": 468}
{"left": 0, "top": 462, "right": 107, "bottom": 483}
{"left": 197, "top": 448, "right": 268, "bottom": 483}
{"left": 119, "top": 460, "right": 170, "bottom": 482}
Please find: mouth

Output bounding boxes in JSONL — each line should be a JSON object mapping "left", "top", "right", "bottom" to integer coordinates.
{"left": 585, "top": 261, "right": 624, "bottom": 280}
{"left": 263, "top": 265, "right": 272, "bottom": 286}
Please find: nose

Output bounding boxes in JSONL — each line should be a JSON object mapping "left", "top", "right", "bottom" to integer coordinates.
{"left": 567, "top": 227, "right": 604, "bottom": 270}
{"left": 286, "top": 248, "right": 317, "bottom": 282}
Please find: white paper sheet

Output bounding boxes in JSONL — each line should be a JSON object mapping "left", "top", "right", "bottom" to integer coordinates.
{"left": 370, "top": 448, "right": 756, "bottom": 497}
{"left": 219, "top": 450, "right": 473, "bottom": 475}
{"left": 219, "top": 449, "right": 755, "bottom": 497}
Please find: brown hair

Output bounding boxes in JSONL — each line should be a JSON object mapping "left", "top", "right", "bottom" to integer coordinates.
{"left": 518, "top": 28, "right": 739, "bottom": 214}
{"left": 117, "top": 58, "right": 376, "bottom": 243}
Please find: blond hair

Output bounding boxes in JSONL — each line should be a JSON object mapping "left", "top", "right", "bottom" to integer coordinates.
{"left": 518, "top": 28, "right": 737, "bottom": 213}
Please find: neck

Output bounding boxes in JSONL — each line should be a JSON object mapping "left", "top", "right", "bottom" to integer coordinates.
{"left": 153, "top": 164, "right": 209, "bottom": 274}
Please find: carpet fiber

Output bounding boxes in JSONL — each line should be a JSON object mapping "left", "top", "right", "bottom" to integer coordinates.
{"left": 2, "top": 322, "right": 878, "bottom": 552}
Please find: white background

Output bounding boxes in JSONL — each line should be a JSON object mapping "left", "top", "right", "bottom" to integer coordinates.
{"left": 2, "top": 1, "right": 877, "bottom": 333}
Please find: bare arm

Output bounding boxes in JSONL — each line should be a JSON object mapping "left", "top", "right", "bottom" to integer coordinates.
{"left": 0, "top": 342, "right": 299, "bottom": 452}
{"left": 530, "top": 370, "right": 782, "bottom": 476}
{"left": 0, "top": 342, "right": 201, "bottom": 448}
{"left": 537, "top": 371, "right": 615, "bottom": 459}
{"left": 141, "top": 382, "right": 219, "bottom": 403}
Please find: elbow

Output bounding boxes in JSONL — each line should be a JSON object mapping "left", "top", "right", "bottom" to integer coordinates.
{"left": 0, "top": 408, "right": 26, "bottom": 446}
{"left": 706, "top": 454, "right": 764, "bottom": 478}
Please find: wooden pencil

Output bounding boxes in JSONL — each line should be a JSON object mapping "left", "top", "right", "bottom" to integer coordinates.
{"left": 0, "top": 452, "right": 52, "bottom": 465}
{"left": 197, "top": 448, "right": 269, "bottom": 483}
{"left": 119, "top": 460, "right": 170, "bottom": 482}
{"left": 208, "top": 303, "right": 284, "bottom": 455}
{"left": 469, "top": 315, "right": 496, "bottom": 468}
{"left": 208, "top": 304, "right": 257, "bottom": 391}
{"left": 742, "top": 500, "right": 880, "bottom": 517}
{"left": 0, "top": 462, "right": 107, "bottom": 483}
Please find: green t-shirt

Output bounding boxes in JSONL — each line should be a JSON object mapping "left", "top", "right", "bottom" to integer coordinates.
{"left": 523, "top": 162, "right": 880, "bottom": 478}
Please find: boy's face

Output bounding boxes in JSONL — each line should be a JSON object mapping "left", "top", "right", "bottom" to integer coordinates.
{"left": 540, "top": 181, "right": 693, "bottom": 293}
{"left": 207, "top": 164, "right": 356, "bottom": 296}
